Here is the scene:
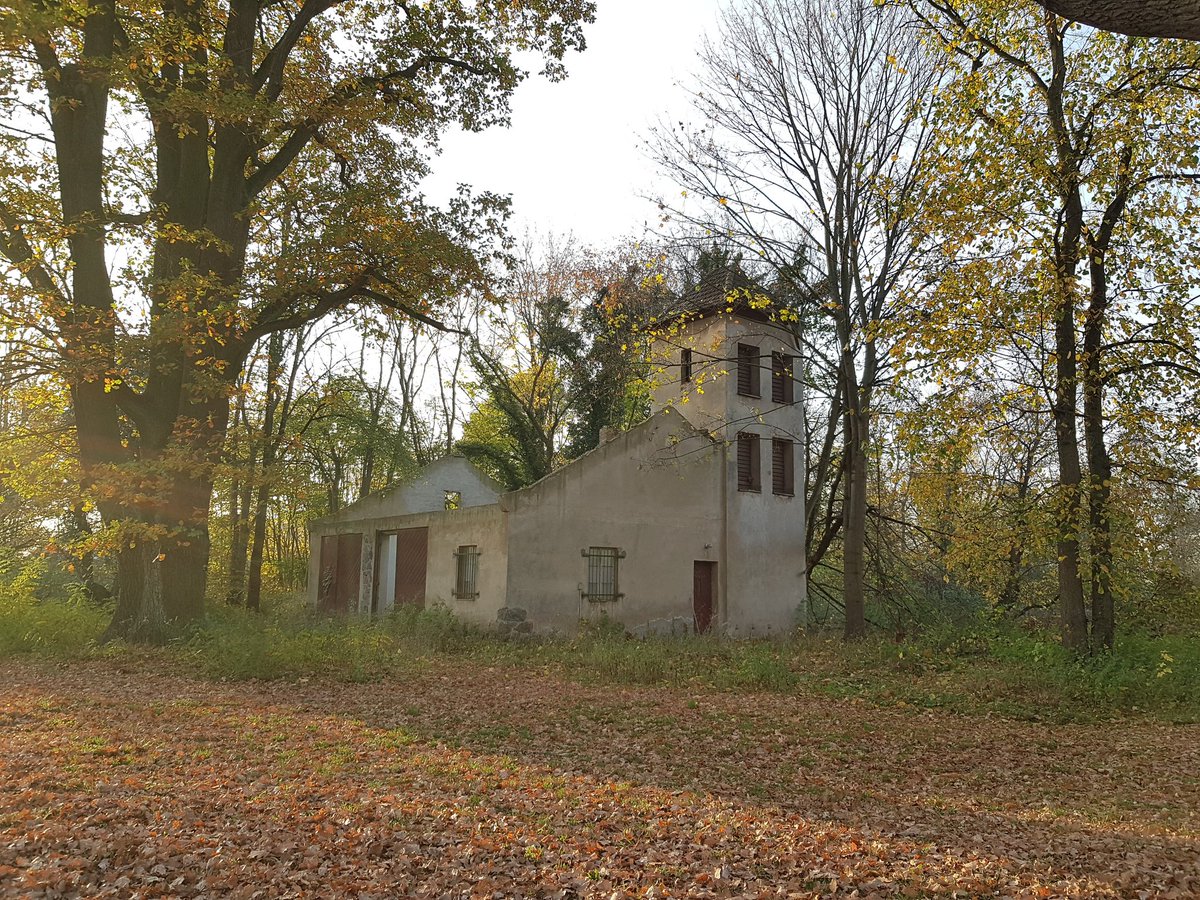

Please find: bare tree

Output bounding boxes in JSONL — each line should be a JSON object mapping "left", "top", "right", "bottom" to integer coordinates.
{"left": 652, "top": 0, "right": 943, "bottom": 638}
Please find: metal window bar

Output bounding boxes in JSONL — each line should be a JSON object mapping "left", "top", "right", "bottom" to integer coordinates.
{"left": 583, "top": 546, "right": 622, "bottom": 601}
{"left": 454, "top": 545, "right": 479, "bottom": 598}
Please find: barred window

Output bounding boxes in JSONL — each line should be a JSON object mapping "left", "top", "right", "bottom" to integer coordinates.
{"left": 737, "top": 343, "right": 760, "bottom": 397}
{"left": 582, "top": 546, "right": 623, "bottom": 601}
{"left": 771, "top": 352, "right": 794, "bottom": 405}
{"left": 772, "top": 438, "right": 795, "bottom": 496}
{"left": 681, "top": 347, "right": 693, "bottom": 383}
{"left": 737, "top": 432, "right": 761, "bottom": 492}
{"left": 453, "top": 545, "right": 479, "bottom": 599}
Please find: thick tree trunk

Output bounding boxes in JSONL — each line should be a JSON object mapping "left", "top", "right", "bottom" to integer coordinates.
{"left": 1034, "top": 1, "right": 1200, "bottom": 41}
{"left": 102, "top": 543, "right": 168, "bottom": 644}
{"left": 1043, "top": 24, "right": 1090, "bottom": 654}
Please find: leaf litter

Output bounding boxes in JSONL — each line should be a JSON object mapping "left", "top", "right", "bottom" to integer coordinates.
{"left": 0, "top": 658, "right": 1196, "bottom": 898}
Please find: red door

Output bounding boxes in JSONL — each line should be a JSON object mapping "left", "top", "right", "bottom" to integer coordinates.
{"left": 693, "top": 561, "right": 716, "bottom": 634}
{"left": 318, "top": 533, "right": 362, "bottom": 613}
{"left": 393, "top": 527, "right": 428, "bottom": 608}
{"left": 318, "top": 535, "right": 339, "bottom": 611}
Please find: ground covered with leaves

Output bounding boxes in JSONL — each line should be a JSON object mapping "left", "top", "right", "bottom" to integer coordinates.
{"left": 1, "top": 657, "right": 1197, "bottom": 898}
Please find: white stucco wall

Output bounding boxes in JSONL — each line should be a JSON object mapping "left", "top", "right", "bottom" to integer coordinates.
{"left": 501, "top": 407, "right": 724, "bottom": 635}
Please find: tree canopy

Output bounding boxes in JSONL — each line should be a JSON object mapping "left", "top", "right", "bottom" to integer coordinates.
{"left": 0, "top": 0, "right": 594, "bottom": 639}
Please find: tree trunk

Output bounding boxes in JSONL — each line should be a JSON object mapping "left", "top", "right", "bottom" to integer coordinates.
{"left": 246, "top": 331, "right": 284, "bottom": 612}
{"left": 102, "top": 543, "right": 168, "bottom": 644}
{"left": 226, "top": 383, "right": 250, "bottom": 604}
{"left": 1044, "top": 22, "right": 1090, "bottom": 654}
{"left": 1052, "top": 289, "right": 1089, "bottom": 653}
{"left": 843, "top": 405, "right": 869, "bottom": 640}
{"left": 1083, "top": 231, "right": 1120, "bottom": 653}
{"left": 998, "top": 435, "right": 1040, "bottom": 611}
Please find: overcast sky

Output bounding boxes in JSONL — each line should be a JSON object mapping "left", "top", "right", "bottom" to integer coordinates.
{"left": 422, "top": 0, "right": 725, "bottom": 246}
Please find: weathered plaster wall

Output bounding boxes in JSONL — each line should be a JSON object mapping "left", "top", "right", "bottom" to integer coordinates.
{"left": 306, "top": 317, "right": 806, "bottom": 637}
{"left": 502, "top": 408, "right": 724, "bottom": 635}
{"left": 425, "top": 504, "right": 508, "bottom": 628}
{"left": 719, "top": 315, "right": 808, "bottom": 634}
{"left": 650, "top": 315, "right": 732, "bottom": 434}
{"left": 651, "top": 311, "right": 808, "bottom": 634}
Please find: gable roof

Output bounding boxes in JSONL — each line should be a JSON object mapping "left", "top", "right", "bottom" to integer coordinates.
{"left": 313, "top": 454, "right": 504, "bottom": 524}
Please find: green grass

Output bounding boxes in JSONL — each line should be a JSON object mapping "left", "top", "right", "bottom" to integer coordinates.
{"left": 2, "top": 590, "right": 1198, "bottom": 723}
{"left": 0, "top": 593, "right": 112, "bottom": 659}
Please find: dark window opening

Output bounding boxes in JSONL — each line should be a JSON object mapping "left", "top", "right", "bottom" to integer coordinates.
{"left": 771, "top": 352, "right": 794, "bottom": 405}
{"left": 681, "top": 347, "right": 693, "bottom": 383}
{"left": 772, "top": 438, "right": 795, "bottom": 496}
{"left": 737, "top": 432, "right": 761, "bottom": 492}
{"left": 583, "top": 546, "right": 622, "bottom": 601}
{"left": 453, "top": 545, "right": 479, "bottom": 598}
{"left": 737, "top": 343, "right": 760, "bottom": 397}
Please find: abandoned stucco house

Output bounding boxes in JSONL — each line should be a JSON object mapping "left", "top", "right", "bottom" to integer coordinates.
{"left": 307, "top": 271, "right": 808, "bottom": 635}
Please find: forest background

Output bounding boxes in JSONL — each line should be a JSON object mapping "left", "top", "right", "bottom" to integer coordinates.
{"left": 1, "top": 0, "right": 1199, "bottom": 703}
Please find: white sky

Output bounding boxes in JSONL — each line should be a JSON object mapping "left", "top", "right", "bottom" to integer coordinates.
{"left": 422, "top": 0, "right": 725, "bottom": 246}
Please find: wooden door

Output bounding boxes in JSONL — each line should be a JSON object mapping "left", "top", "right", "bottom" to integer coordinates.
{"left": 693, "top": 561, "right": 716, "bottom": 634}
{"left": 393, "top": 527, "right": 428, "bottom": 609}
{"left": 318, "top": 535, "right": 339, "bottom": 611}
{"left": 335, "top": 533, "right": 362, "bottom": 612}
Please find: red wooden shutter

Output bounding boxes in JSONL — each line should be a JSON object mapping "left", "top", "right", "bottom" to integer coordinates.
{"left": 772, "top": 352, "right": 794, "bottom": 404}
{"left": 772, "top": 438, "right": 794, "bottom": 496}
{"left": 738, "top": 432, "right": 761, "bottom": 491}
{"left": 737, "top": 344, "right": 760, "bottom": 397}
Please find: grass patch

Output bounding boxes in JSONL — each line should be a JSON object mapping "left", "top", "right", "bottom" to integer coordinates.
{"left": 0, "top": 594, "right": 111, "bottom": 659}
{"left": 183, "top": 603, "right": 488, "bottom": 681}
{"left": 2, "top": 590, "right": 1198, "bottom": 722}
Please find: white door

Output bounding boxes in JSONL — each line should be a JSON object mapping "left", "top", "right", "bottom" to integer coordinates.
{"left": 376, "top": 533, "right": 398, "bottom": 614}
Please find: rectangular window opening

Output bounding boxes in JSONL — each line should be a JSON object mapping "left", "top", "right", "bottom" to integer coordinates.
{"left": 737, "top": 432, "right": 761, "bottom": 492}
{"left": 444, "top": 490, "right": 462, "bottom": 510}
{"left": 453, "top": 545, "right": 479, "bottom": 599}
{"left": 771, "top": 352, "right": 794, "bottom": 405}
{"left": 681, "top": 347, "right": 693, "bottom": 384}
{"left": 583, "top": 546, "right": 622, "bottom": 601}
{"left": 772, "top": 438, "right": 795, "bottom": 496}
{"left": 737, "top": 343, "right": 760, "bottom": 398}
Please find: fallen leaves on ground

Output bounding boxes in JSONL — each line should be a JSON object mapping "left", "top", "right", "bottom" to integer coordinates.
{"left": 1, "top": 658, "right": 1196, "bottom": 898}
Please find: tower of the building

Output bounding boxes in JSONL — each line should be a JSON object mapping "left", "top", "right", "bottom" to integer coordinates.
{"left": 649, "top": 267, "right": 808, "bottom": 634}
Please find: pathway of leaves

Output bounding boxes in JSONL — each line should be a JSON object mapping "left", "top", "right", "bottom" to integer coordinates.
{"left": 1, "top": 659, "right": 1196, "bottom": 898}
